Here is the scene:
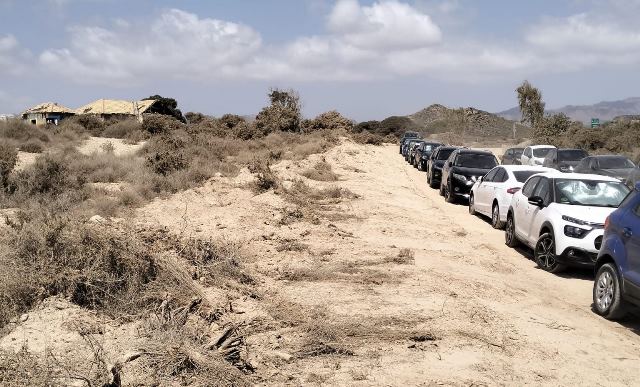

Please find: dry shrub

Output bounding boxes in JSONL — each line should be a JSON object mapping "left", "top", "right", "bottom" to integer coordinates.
{"left": 69, "top": 115, "right": 104, "bottom": 136}
{"left": 248, "top": 160, "right": 279, "bottom": 193}
{"left": 303, "top": 111, "right": 354, "bottom": 132}
{"left": 395, "top": 248, "right": 416, "bottom": 264}
{"left": 0, "top": 142, "right": 17, "bottom": 189}
{"left": 13, "top": 152, "right": 82, "bottom": 197}
{"left": 19, "top": 140, "right": 44, "bottom": 153}
{"left": 102, "top": 118, "right": 144, "bottom": 140}
{"left": 145, "top": 134, "right": 188, "bottom": 175}
{"left": 352, "top": 131, "right": 385, "bottom": 145}
{"left": 177, "top": 238, "right": 253, "bottom": 286}
{"left": 276, "top": 238, "right": 309, "bottom": 252}
{"left": 301, "top": 160, "right": 339, "bottom": 181}
{"left": 142, "top": 113, "right": 184, "bottom": 135}
{"left": 0, "top": 214, "right": 157, "bottom": 328}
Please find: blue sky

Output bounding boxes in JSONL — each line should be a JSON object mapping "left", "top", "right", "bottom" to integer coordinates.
{"left": 1, "top": 0, "right": 640, "bottom": 120}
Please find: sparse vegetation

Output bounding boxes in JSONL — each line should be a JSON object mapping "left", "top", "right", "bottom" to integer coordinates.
{"left": 301, "top": 160, "right": 339, "bottom": 181}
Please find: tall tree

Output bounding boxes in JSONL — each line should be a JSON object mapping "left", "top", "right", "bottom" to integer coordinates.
{"left": 254, "top": 88, "right": 302, "bottom": 134}
{"left": 143, "top": 95, "right": 186, "bottom": 123}
{"left": 516, "top": 80, "right": 545, "bottom": 128}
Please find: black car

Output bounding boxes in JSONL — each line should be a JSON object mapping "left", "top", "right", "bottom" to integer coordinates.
{"left": 440, "top": 149, "right": 499, "bottom": 203}
{"left": 399, "top": 131, "right": 419, "bottom": 154}
{"left": 427, "top": 146, "right": 459, "bottom": 189}
{"left": 501, "top": 148, "right": 524, "bottom": 165}
{"left": 414, "top": 142, "right": 443, "bottom": 170}
{"left": 574, "top": 155, "right": 636, "bottom": 182}
{"left": 542, "top": 148, "right": 589, "bottom": 172}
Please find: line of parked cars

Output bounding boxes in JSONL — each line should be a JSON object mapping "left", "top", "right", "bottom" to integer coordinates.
{"left": 399, "top": 132, "right": 640, "bottom": 320}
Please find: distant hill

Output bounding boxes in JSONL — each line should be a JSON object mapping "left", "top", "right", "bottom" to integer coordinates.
{"left": 408, "top": 104, "right": 530, "bottom": 139}
{"left": 497, "top": 97, "right": 640, "bottom": 124}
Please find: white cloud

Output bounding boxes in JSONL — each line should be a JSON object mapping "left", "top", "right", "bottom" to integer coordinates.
{"left": 0, "top": 34, "right": 28, "bottom": 75}
{"left": 328, "top": 0, "right": 441, "bottom": 50}
{"left": 40, "top": 9, "right": 262, "bottom": 84}
{"left": 33, "top": 1, "right": 640, "bottom": 86}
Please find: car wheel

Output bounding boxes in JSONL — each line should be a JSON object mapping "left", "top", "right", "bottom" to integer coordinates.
{"left": 505, "top": 214, "right": 519, "bottom": 247}
{"left": 445, "top": 183, "right": 455, "bottom": 203}
{"left": 491, "top": 203, "right": 505, "bottom": 229}
{"left": 469, "top": 194, "right": 476, "bottom": 215}
{"left": 534, "top": 232, "right": 566, "bottom": 273}
{"left": 593, "top": 263, "right": 628, "bottom": 320}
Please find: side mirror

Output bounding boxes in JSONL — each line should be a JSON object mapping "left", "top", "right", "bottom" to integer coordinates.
{"left": 528, "top": 196, "right": 544, "bottom": 207}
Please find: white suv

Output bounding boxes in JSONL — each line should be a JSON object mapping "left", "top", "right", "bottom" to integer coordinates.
{"left": 469, "top": 165, "right": 552, "bottom": 229}
{"left": 505, "top": 172, "right": 630, "bottom": 273}
{"left": 521, "top": 145, "right": 556, "bottom": 166}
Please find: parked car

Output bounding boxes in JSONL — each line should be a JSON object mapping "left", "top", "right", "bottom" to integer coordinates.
{"left": 440, "top": 149, "right": 499, "bottom": 203}
{"left": 402, "top": 138, "right": 421, "bottom": 160}
{"left": 408, "top": 140, "right": 426, "bottom": 166}
{"left": 521, "top": 145, "right": 556, "bottom": 166}
{"left": 574, "top": 155, "right": 637, "bottom": 183}
{"left": 501, "top": 148, "right": 524, "bottom": 165}
{"left": 593, "top": 182, "right": 640, "bottom": 319}
{"left": 414, "top": 142, "right": 443, "bottom": 170}
{"left": 399, "top": 131, "right": 419, "bottom": 154}
{"left": 427, "top": 146, "right": 459, "bottom": 189}
{"left": 505, "top": 172, "right": 630, "bottom": 273}
{"left": 542, "top": 148, "right": 589, "bottom": 172}
{"left": 469, "top": 165, "right": 552, "bottom": 228}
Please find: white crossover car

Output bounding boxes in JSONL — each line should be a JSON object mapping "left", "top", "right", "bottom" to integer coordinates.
{"left": 505, "top": 172, "right": 630, "bottom": 273}
{"left": 469, "top": 165, "right": 552, "bottom": 228}
{"left": 521, "top": 145, "right": 556, "bottom": 166}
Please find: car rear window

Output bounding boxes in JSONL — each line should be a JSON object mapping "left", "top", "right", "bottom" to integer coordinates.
{"left": 513, "top": 170, "right": 543, "bottom": 183}
{"left": 454, "top": 154, "right": 498, "bottom": 169}
{"left": 436, "top": 149, "right": 455, "bottom": 160}
{"left": 598, "top": 157, "right": 635, "bottom": 169}
{"left": 533, "top": 148, "right": 553, "bottom": 157}
{"left": 559, "top": 149, "right": 588, "bottom": 161}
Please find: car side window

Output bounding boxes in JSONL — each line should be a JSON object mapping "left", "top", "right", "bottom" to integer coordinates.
{"left": 589, "top": 159, "right": 598, "bottom": 169}
{"left": 522, "top": 176, "right": 540, "bottom": 198}
{"left": 484, "top": 168, "right": 498, "bottom": 182}
{"left": 525, "top": 148, "right": 532, "bottom": 157}
{"left": 532, "top": 178, "right": 551, "bottom": 204}
{"left": 495, "top": 168, "right": 507, "bottom": 183}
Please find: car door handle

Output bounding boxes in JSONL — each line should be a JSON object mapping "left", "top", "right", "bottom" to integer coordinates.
{"left": 624, "top": 227, "right": 633, "bottom": 237}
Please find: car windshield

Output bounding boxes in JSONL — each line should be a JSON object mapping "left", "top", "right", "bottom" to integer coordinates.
{"left": 513, "top": 170, "right": 543, "bottom": 183}
{"left": 554, "top": 179, "right": 630, "bottom": 207}
{"left": 454, "top": 154, "right": 498, "bottom": 169}
{"left": 533, "top": 148, "right": 553, "bottom": 157}
{"left": 558, "top": 150, "right": 587, "bottom": 161}
{"left": 598, "top": 157, "right": 635, "bottom": 169}
{"left": 436, "top": 149, "right": 455, "bottom": 160}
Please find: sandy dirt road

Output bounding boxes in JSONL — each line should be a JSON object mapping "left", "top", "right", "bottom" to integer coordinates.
{"left": 136, "top": 141, "right": 640, "bottom": 386}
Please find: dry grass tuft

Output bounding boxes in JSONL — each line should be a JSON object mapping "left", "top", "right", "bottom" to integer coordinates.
{"left": 301, "top": 159, "right": 339, "bottom": 181}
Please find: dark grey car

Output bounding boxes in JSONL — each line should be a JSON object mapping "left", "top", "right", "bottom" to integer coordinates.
{"left": 574, "top": 155, "right": 637, "bottom": 183}
{"left": 542, "top": 148, "right": 588, "bottom": 172}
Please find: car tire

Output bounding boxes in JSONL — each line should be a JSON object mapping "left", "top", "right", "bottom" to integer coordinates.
{"left": 491, "top": 203, "right": 505, "bottom": 229}
{"left": 593, "top": 263, "right": 628, "bottom": 320}
{"left": 534, "top": 232, "right": 566, "bottom": 273}
{"left": 445, "top": 182, "right": 455, "bottom": 203}
{"left": 505, "top": 214, "right": 519, "bottom": 248}
{"left": 469, "top": 194, "right": 476, "bottom": 215}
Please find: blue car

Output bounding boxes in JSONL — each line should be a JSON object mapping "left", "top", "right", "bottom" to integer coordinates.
{"left": 593, "top": 182, "right": 640, "bottom": 319}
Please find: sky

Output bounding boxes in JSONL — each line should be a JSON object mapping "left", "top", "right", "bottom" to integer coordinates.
{"left": 1, "top": 0, "right": 640, "bottom": 120}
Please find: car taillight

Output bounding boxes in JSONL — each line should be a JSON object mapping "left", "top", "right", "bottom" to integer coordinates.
{"left": 604, "top": 216, "right": 610, "bottom": 231}
{"left": 507, "top": 187, "right": 521, "bottom": 194}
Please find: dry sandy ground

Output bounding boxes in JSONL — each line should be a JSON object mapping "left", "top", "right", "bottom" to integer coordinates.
{"left": 135, "top": 141, "right": 640, "bottom": 386}
{"left": 4, "top": 140, "right": 640, "bottom": 386}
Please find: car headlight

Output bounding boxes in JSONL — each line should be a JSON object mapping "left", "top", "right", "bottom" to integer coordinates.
{"left": 452, "top": 173, "right": 467, "bottom": 181}
{"left": 564, "top": 225, "right": 589, "bottom": 238}
{"left": 562, "top": 215, "right": 600, "bottom": 228}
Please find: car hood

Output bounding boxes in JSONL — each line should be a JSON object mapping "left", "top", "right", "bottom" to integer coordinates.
{"left": 554, "top": 204, "right": 617, "bottom": 225}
